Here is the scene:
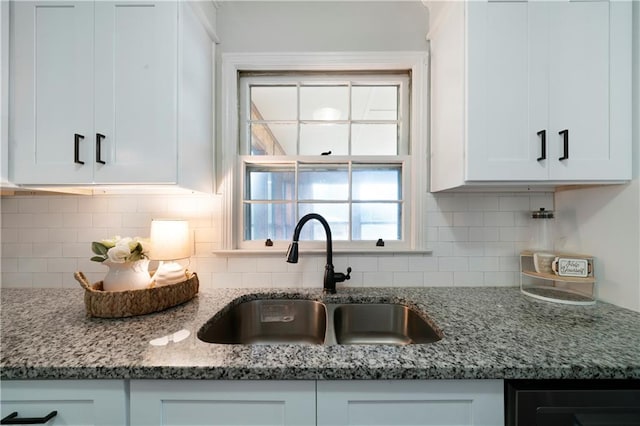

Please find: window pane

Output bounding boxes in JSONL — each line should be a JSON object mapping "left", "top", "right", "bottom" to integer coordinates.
{"left": 298, "top": 203, "right": 349, "bottom": 241}
{"left": 251, "top": 86, "right": 297, "bottom": 120}
{"left": 299, "top": 124, "right": 348, "bottom": 155}
{"left": 352, "top": 203, "right": 401, "bottom": 240}
{"left": 251, "top": 123, "right": 297, "bottom": 155}
{"left": 351, "top": 124, "right": 398, "bottom": 155}
{"left": 300, "top": 86, "right": 348, "bottom": 121}
{"left": 352, "top": 166, "right": 401, "bottom": 201}
{"left": 352, "top": 86, "right": 398, "bottom": 120}
{"left": 246, "top": 166, "right": 295, "bottom": 200}
{"left": 299, "top": 165, "right": 348, "bottom": 201}
{"left": 244, "top": 203, "right": 296, "bottom": 241}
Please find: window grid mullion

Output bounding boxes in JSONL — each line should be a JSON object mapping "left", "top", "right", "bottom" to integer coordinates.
{"left": 348, "top": 160, "right": 353, "bottom": 242}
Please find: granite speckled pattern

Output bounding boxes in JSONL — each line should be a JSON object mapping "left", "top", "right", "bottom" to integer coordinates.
{"left": 1, "top": 287, "right": 639, "bottom": 380}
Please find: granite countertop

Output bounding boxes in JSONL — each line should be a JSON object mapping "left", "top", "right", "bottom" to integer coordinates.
{"left": 1, "top": 286, "right": 639, "bottom": 380}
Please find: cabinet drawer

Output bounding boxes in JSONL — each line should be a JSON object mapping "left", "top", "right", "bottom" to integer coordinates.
{"left": 0, "top": 380, "right": 126, "bottom": 426}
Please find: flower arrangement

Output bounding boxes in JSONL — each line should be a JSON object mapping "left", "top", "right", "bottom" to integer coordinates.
{"left": 91, "top": 236, "right": 149, "bottom": 264}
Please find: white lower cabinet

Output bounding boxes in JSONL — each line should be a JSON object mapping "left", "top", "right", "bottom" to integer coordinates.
{"left": 0, "top": 380, "right": 127, "bottom": 426}
{"left": 129, "top": 380, "right": 316, "bottom": 426}
{"left": 317, "top": 380, "right": 504, "bottom": 426}
{"left": 0, "top": 379, "right": 504, "bottom": 425}
{"left": 130, "top": 379, "right": 504, "bottom": 426}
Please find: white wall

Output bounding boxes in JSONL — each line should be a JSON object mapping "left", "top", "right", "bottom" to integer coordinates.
{"left": 215, "top": 1, "right": 429, "bottom": 53}
{"left": 555, "top": 2, "right": 640, "bottom": 312}
{"left": 1, "top": 1, "right": 553, "bottom": 291}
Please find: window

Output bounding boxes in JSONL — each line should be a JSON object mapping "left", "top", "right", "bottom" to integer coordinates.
{"left": 220, "top": 53, "right": 427, "bottom": 251}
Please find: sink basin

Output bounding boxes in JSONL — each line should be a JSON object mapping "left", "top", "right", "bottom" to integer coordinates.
{"left": 332, "top": 303, "right": 441, "bottom": 345}
{"left": 197, "top": 299, "right": 327, "bottom": 344}
{"left": 197, "top": 298, "right": 441, "bottom": 346}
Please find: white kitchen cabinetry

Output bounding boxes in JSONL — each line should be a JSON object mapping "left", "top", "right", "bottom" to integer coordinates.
{"left": 428, "top": 0, "right": 632, "bottom": 192}
{"left": 0, "top": 380, "right": 126, "bottom": 426}
{"left": 317, "top": 380, "right": 504, "bottom": 426}
{"left": 130, "top": 379, "right": 503, "bottom": 426}
{"left": 10, "top": 1, "right": 214, "bottom": 192}
{"left": 130, "top": 380, "right": 316, "bottom": 426}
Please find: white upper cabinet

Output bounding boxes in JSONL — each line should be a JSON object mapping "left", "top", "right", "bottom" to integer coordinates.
{"left": 428, "top": 0, "right": 632, "bottom": 192}
{"left": 10, "top": 1, "right": 215, "bottom": 192}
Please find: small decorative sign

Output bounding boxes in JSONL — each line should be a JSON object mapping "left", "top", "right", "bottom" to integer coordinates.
{"left": 552, "top": 257, "right": 589, "bottom": 278}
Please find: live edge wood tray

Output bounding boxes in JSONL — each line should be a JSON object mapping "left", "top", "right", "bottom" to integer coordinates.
{"left": 74, "top": 271, "right": 199, "bottom": 318}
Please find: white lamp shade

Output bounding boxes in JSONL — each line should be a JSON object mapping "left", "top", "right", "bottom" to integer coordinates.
{"left": 149, "top": 219, "right": 191, "bottom": 261}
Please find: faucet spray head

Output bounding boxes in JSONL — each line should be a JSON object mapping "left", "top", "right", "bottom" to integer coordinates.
{"left": 285, "top": 241, "right": 299, "bottom": 263}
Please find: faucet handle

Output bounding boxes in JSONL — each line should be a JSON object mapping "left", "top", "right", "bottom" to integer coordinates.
{"left": 334, "top": 267, "right": 352, "bottom": 283}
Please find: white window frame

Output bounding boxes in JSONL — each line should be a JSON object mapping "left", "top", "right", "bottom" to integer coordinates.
{"left": 220, "top": 52, "right": 428, "bottom": 253}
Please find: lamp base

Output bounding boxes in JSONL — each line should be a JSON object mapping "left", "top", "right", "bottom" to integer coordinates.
{"left": 152, "top": 261, "right": 188, "bottom": 286}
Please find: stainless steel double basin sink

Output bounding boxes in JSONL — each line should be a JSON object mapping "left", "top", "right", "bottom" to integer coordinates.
{"left": 197, "top": 299, "right": 442, "bottom": 346}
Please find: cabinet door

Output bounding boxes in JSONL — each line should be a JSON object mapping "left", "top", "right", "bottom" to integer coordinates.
{"left": 317, "top": 380, "right": 504, "bottom": 426}
{"left": 466, "top": 1, "right": 548, "bottom": 182}
{"left": 93, "top": 1, "right": 178, "bottom": 184}
{"left": 547, "top": 1, "right": 631, "bottom": 181}
{"left": 130, "top": 380, "right": 316, "bottom": 426}
{"left": 11, "top": 1, "right": 94, "bottom": 184}
{"left": 0, "top": 380, "right": 126, "bottom": 426}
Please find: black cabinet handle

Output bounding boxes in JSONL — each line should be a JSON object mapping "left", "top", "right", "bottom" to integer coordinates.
{"left": 74, "top": 133, "right": 84, "bottom": 165}
{"left": 559, "top": 129, "right": 569, "bottom": 161}
{"left": 96, "top": 133, "right": 106, "bottom": 164}
{"left": 1, "top": 411, "right": 58, "bottom": 424}
{"left": 536, "top": 130, "right": 546, "bottom": 161}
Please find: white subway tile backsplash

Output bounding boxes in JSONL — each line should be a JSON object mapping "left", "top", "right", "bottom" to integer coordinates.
{"left": 33, "top": 213, "right": 63, "bottom": 228}
{"left": 62, "top": 213, "right": 93, "bottom": 228}
{"left": 499, "top": 195, "right": 530, "bottom": 212}
{"left": 437, "top": 226, "right": 468, "bottom": 242}
{"left": 392, "top": 272, "right": 424, "bottom": 287}
{"left": 107, "top": 197, "right": 138, "bottom": 213}
{"left": 1, "top": 272, "right": 33, "bottom": 287}
{"left": 1, "top": 192, "right": 553, "bottom": 289}
{"left": 408, "top": 255, "right": 438, "bottom": 272}
{"left": 18, "top": 198, "right": 49, "bottom": 213}
{"left": 228, "top": 257, "right": 257, "bottom": 273}
{"left": 453, "top": 271, "right": 484, "bottom": 286}
{"left": 453, "top": 242, "right": 485, "bottom": 257}
{"left": 78, "top": 197, "right": 108, "bottom": 213}
{"left": 2, "top": 213, "right": 34, "bottom": 228}
{"left": 469, "top": 256, "right": 499, "bottom": 272}
{"left": 348, "top": 256, "right": 378, "bottom": 272}
{"left": 2, "top": 243, "right": 33, "bottom": 257}
{"left": 363, "top": 271, "right": 393, "bottom": 287}
{"left": 423, "top": 271, "right": 454, "bottom": 286}
{"left": 378, "top": 256, "right": 409, "bottom": 272}
{"left": 18, "top": 228, "right": 49, "bottom": 243}
{"left": 33, "top": 243, "right": 63, "bottom": 258}
{"left": 47, "top": 257, "right": 77, "bottom": 273}
{"left": 1, "top": 198, "right": 18, "bottom": 213}
{"left": 426, "top": 211, "right": 453, "bottom": 227}
{"left": 32, "top": 272, "right": 62, "bottom": 288}
{"left": 453, "top": 211, "right": 483, "bottom": 227}
{"left": 467, "top": 195, "right": 499, "bottom": 211}
{"left": 90, "top": 213, "right": 121, "bottom": 229}
{"left": 438, "top": 256, "right": 469, "bottom": 272}
{"left": 484, "top": 271, "right": 518, "bottom": 286}
{"left": 49, "top": 198, "right": 78, "bottom": 213}
{"left": 1, "top": 258, "right": 18, "bottom": 273}
{"left": 18, "top": 258, "right": 48, "bottom": 273}
{"left": 483, "top": 212, "right": 515, "bottom": 227}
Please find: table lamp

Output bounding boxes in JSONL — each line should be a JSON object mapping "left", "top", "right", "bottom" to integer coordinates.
{"left": 149, "top": 219, "right": 191, "bottom": 286}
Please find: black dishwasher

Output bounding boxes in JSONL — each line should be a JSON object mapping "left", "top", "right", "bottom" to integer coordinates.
{"left": 505, "top": 380, "right": 640, "bottom": 426}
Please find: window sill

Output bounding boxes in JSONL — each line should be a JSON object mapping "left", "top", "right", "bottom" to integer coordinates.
{"left": 211, "top": 248, "right": 433, "bottom": 257}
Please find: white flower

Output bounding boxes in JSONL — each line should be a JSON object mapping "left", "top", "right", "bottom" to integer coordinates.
{"left": 107, "top": 243, "right": 132, "bottom": 263}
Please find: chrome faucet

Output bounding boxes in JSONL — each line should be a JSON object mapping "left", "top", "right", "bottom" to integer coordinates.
{"left": 286, "top": 213, "right": 351, "bottom": 294}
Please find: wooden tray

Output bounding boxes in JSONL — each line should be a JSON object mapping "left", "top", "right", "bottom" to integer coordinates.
{"left": 74, "top": 271, "right": 199, "bottom": 318}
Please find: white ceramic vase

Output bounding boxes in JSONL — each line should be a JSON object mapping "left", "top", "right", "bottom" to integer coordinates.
{"left": 102, "top": 259, "right": 151, "bottom": 292}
